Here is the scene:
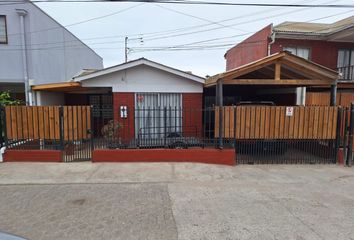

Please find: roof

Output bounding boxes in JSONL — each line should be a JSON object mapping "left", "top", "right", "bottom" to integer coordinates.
{"left": 31, "top": 82, "right": 82, "bottom": 91}
{"left": 28, "top": 1, "right": 102, "bottom": 60}
{"left": 274, "top": 16, "right": 354, "bottom": 40}
{"left": 73, "top": 58, "right": 205, "bottom": 84}
{"left": 205, "top": 51, "right": 338, "bottom": 87}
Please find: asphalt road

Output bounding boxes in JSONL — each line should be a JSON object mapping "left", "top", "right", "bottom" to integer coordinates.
{"left": 0, "top": 163, "right": 353, "bottom": 240}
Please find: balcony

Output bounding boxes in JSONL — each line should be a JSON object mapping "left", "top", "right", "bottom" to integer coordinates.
{"left": 338, "top": 66, "right": 354, "bottom": 81}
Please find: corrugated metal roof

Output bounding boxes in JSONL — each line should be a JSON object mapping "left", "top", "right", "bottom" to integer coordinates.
{"left": 274, "top": 15, "right": 354, "bottom": 35}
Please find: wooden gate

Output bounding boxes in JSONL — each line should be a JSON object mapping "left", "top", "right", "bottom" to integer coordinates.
{"left": 3, "top": 106, "right": 92, "bottom": 162}
{"left": 215, "top": 106, "right": 340, "bottom": 164}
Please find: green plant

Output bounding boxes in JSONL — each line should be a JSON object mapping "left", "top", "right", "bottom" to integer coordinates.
{"left": 101, "top": 120, "right": 121, "bottom": 138}
{"left": 0, "top": 91, "right": 22, "bottom": 106}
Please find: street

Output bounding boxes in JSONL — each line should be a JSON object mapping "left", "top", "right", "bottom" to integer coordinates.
{"left": 0, "top": 163, "right": 354, "bottom": 240}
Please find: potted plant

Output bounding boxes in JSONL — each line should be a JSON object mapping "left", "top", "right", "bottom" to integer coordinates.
{"left": 101, "top": 120, "right": 122, "bottom": 149}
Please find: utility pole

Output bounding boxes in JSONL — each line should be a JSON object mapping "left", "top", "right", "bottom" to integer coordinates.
{"left": 125, "top": 36, "right": 143, "bottom": 63}
{"left": 125, "top": 36, "right": 128, "bottom": 62}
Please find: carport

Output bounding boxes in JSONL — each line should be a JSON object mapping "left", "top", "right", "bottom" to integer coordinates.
{"left": 205, "top": 51, "right": 339, "bottom": 107}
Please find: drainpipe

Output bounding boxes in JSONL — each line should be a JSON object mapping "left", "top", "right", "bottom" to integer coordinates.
{"left": 267, "top": 24, "right": 275, "bottom": 56}
{"left": 330, "top": 81, "right": 337, "bottom": 106}
{"left": 16, "top": 9, "right": 30, "bottom": 105}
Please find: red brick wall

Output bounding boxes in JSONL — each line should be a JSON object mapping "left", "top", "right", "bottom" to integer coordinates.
{"left": 270, "top": 38, "right": 354, "bottom": 70}
{"left": 225, "top": 24, "right": 272, "bottom": 70}
{"left": 182, "top": 93, "right": 202, "bottom": 137}
{"left": 4, "top": 150, "right": 62, "bottom": 162}
{"left": 113, "top": 92, "right": 135, "bottom": 143}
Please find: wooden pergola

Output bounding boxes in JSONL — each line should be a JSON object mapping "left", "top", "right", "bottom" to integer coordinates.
{"left": 205, "top": 51, "right": 339, "bottom": 148}
{"left": 205, "top": 51, "right": 339, "bottom": 107}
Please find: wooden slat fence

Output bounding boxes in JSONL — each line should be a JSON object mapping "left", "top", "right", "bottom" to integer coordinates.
{"left": 215, "top": 106, "right": 338, "bottom": 140}
{"left": 5, "top": 106, "right": 91, "bottom": 141}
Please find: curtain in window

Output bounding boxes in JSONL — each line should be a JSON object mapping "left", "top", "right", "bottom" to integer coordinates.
{"left": 284, "top": 47, "right": 309, "bottom": 60}
{"left": 135, "top": 93, "right": 182, "bottom": 139}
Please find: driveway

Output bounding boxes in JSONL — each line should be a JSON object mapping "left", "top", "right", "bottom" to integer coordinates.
{"left": 0, "top": 163, "right": 353, "bottom": 240}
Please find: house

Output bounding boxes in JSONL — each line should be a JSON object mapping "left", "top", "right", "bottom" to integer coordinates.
{"left": 31, "top": 58, "right": 205, "bottom": 143}
{"left": 0, "top": 0, "right": 103, "bottom": 105}
{"left": 223, "top": 16, "right": 354, "bottom": 106}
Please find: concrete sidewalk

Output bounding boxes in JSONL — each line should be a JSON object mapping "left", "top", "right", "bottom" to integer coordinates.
{"left": 0, "top": 163, "right": 354, "bottom": 240}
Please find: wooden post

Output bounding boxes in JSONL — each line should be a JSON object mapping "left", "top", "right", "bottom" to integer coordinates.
{"left": 217, "top": 80, "right": 223, "bottom": 149}
{"left": 275, "top": 63, "right": 281, "bottom": 80}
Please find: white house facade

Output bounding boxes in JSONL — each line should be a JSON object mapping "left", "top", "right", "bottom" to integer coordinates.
{"left": 0, "top": 0, "right": 103, "bottom": 104}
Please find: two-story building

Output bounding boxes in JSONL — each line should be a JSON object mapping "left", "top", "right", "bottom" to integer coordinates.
{"left": 0, "top": 0, "right": 103, "bottom": 105}
{"left": 223, "top": 16, "right": 354, "bottom": 106}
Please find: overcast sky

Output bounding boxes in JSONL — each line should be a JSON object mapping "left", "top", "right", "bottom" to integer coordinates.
{"left": 36, "top": 0, "right": 354, "bottom": 77}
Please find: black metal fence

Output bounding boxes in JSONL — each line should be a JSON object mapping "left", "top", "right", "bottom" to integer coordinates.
{"left": 92, "top": 107, "right": 233, "bottom": 150}
{"left": 0, "top": 104, "right": 351, "bottom": 165}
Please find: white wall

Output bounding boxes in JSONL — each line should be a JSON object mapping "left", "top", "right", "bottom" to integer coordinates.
{"left": 0, "top": 2, "right": 103, "bottom": 85}
{"left": 81, "top": 65, "right": 203, "bottom": 93}
{"left": 36, "top": 91, "right": 65, "bottom": 106}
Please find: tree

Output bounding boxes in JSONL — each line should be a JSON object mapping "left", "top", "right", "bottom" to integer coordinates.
{"left": 0, "top": 92, "right": 22, "bottom": 106}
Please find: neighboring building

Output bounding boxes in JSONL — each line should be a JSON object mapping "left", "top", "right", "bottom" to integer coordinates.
{"left": 31, "top": 58, "right": 205, "bottom": 142}
{"left": 224, "top": 16, "right": 354, "bottom": 106}
{"left": 0, "top": 0, "right": 103, "bottom": 104}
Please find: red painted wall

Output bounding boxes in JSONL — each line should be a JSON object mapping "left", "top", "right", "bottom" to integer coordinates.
{"left": 270, "top": 38, "right": 354, "bottom": 70}
{"left": 182, "top": 93, "right": 203, "bottom": 137}
{"left": 4, "top": 150, "right": 62, "bottom": 162}
{"left": 92, "top": 148, "right": 236, "bottom": 165}
{"left": 113, "top": 92, "right": 135, "bottom": 143}
{"left": 112, "top": 92, "right": 203, "bottom": 141}
{"left": 225, "top": 25, "right": 272, "bottom": 70}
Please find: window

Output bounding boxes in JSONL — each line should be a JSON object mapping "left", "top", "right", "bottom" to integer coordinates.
{"left": 337, "top": 49, "right": 354, "bottom": 68}
{"left": 0, "top": 15, "right": 7, "bottom": 44}
{"left": 337, "top": 49, "right": 354, "bottom": 80}
{"left": 135, "top": 93, "right": 182, "bottom": 138}
{"left": 283, "top": 46, "right": 310, "bottom": 60}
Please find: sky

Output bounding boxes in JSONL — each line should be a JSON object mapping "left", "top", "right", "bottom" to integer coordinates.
{"left": 34, "top": 0, "right": 354, "bottom": 77}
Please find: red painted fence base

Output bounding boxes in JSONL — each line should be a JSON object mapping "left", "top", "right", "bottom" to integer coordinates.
{"left": 4, "top": 150, "right": 62, "bottom": 162}
{"left": 92, "top": 148, "right": 236, "bottom": 165}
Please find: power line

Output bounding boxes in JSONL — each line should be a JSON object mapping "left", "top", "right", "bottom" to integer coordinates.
{"left": 4, "top": 2, "right": 144, "bottom": 37}
{"left": 4, "top": 8, "right": 354, "bottom": 51}
{"left": 154, "top": 4, "right": 249, "bottom": 33}
{"left": 1, "top": 0, "right": 354, "bottom": 8}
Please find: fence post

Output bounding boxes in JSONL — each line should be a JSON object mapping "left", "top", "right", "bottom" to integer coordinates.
{"left": 90, "top": 105, "right": 94, "bottom": 152}
{"left": 334, "top": 107, "right": 342, "bottom": 164}
{"left": 217, "top": 80, "right": 223, "bottom": 149}
{"left": 346, "top": 102, "right": 354, "bottom": 167}
{"left": 59, "top": 106, "right": 64, "bottom": 151}
{"left": 164, "top": 107, "right": 167, "bottom": 147}
{"left": 233, "top": 106, "right": 237, "bottom": 165}
{"left": 343, "top": 107, "right": 349, "bottom": 164}
{"left": 0, "top": 106, "right": 6, "bottom": 148}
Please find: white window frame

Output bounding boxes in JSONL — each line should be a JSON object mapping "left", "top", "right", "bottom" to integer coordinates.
{"left": 283, "top": 46, "right": 311, "bottom": 60}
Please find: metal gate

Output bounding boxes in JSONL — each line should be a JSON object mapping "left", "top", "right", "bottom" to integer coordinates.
{"left": 62, "top": 106, "right": 92, "bottom": 162}
{"left": 215, "top": 106, "right": 341, "bottom": 164}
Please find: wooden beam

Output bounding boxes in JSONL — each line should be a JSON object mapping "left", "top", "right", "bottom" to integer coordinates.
{"left": 221, "top": 79, "right": 334, "bottom": 86}
{"left": 32, "top": 82, "right": 81, "bottom": 91}
{"left": 275, "top": 63, "right": 281, "bottom": 80}
{"left": 283, "top": 55, "right": 338, "bottom": 80}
